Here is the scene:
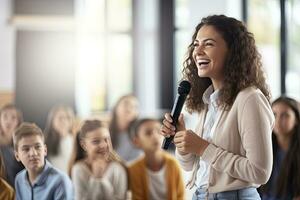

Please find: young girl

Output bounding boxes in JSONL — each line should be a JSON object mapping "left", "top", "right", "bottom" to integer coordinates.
{"left": 0, "top": 104, "right": 24, "bottom": 187}
{"left": 44, "top": 105, "right": 75, "bottom": 173}
{"left": 69, "top": 119, "right": 128, "bottom": 200}
{"left": 0, "top": 149, "right": 15, "bottom": 200}
{"left": 260, "top": 96, "right": 300, "bottom": 200}
{"left": 109, "top": 94, "right": 142, "bottom": 163}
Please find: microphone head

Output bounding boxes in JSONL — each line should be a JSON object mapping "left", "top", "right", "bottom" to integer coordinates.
{"left": 178, "top": 80, "right": 191, "bottom": 95}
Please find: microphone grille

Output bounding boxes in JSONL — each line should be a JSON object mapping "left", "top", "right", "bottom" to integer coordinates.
{"left": 178, "top": 80, "right": 191, "bottom": 95}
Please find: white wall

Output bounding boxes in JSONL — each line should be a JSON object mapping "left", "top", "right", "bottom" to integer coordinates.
{"left": 134, "top": 0, "right": 160, "bottom": 117}
{"left": 0, "top": 0, "right": 15, "bottom": 91}
{"left": 188, "top": 0, "right": 242, "bottom": 31}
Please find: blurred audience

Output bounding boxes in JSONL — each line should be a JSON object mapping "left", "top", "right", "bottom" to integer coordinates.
{"left": 44, "top": 105, "right": 75, "bottom": 173}
{"left": 259, "top": 96, "right": 300, "bottom": 200}
{"left": 109, "top": 94, "right": 142, "bottom": 163}
{"left": 0, "top": 104, "right": 24, "bottom": 187}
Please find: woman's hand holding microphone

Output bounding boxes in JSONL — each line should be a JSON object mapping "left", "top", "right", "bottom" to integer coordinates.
{"left": 160, "top": 113, "right": 209, "bottom": 156}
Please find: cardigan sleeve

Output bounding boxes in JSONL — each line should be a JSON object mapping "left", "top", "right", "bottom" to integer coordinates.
{"left": 175, "top": 150, "right": 195, "bottom": 171}
{"left": 201, "top": 92, "right": 274, "bottom": 185}
{"left": 128, "top": 161, "right": 147, "bottom": 200}
{"left": 0, "top": 178, "right": 15, "bottom": 200}
{"left": 175, "top": 112, "right": 204, "bottom": 172}
{"left": 71, "top": 163, "right": 85, "bottom": 200}
{"left": 108, "top": 162, "right": 128, "bottom": 200}
{"left": 174, "top": 160, "right": 185, "bottom": 200}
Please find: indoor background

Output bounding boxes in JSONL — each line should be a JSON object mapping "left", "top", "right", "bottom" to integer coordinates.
{"left": 0, "top": 0, "right": 299, "bottom": 130}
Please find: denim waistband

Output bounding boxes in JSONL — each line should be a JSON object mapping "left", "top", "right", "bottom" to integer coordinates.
{"left": 193, "top": 187, "right": 261, "bottom": 200}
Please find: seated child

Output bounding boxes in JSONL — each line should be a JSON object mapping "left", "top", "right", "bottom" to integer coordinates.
{"left": 69, "top": 119, "right": 128, "bottom": 200}
{"left": 13, "top": 122, "right": 73, "bottom": 200}
{"left": 128, "top": 118, "right": 185, "bottom": 200}
{"left": 0, "top": 149, "right": 15, "bottom": 200}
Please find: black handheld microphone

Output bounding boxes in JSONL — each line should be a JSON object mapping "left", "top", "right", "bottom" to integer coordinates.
{"left": 162, "top": 80, "right": 191, "bottom": 150}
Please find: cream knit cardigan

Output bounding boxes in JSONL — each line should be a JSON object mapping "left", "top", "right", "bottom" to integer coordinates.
{"left": 176, "top": 87, "right": 274, "bottom": 193}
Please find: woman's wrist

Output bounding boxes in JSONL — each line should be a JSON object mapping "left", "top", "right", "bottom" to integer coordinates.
{"left": 196, "top": 139, "right": 210, "bottom": 156}
{"left": 177, "top": 149, "right": 189, "bottom": 156}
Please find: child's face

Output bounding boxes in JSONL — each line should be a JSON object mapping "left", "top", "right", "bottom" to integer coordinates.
{"left": 53, "top": 109, "right": 72, "bottom": 136}
{"left": 0, "top": 108, "right": 19, "bottom": 139}
{"left": 116, "top": 97, "right": 139, "bottom": 126}
{"left": 135, "top": 121, "right": 163, "bottom": 153}
{"left": 81, "top": 128, "right": 111, "bottom": 160}
{"left": 15, "top": 135, "right": 47, "bottom": 173}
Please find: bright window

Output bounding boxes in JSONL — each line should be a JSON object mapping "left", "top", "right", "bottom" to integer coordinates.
{"left": 75, "top": 0, "right": 132, "bottom": 116}
{"left": 248, "top": 0, "right": 281, "bottom": 99}
{"left": 286, "top": 0, "right": 300, "bottom": 100}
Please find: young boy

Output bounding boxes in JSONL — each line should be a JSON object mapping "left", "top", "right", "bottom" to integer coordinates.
{"left": 13, "top": 122, "right": 73, "bottom": 200}
{"left": 128, "top": 118, "right": 184, "bottom": 200}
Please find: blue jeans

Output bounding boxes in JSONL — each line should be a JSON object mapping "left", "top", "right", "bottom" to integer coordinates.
{"left": 192, "top": 187, "right": 261, "bottom": 200}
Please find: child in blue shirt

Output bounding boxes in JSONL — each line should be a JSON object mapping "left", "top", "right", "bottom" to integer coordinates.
{"left": 13, "top": 122, "right": 74, "bottom": 200}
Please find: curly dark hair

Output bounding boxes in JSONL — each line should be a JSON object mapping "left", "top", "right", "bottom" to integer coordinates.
{"left": 182, "top": 15, "right": 271, "bottom": 112}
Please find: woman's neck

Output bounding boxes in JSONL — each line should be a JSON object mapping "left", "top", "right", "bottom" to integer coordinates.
{"left": 85, "top": 155, "right": 109, "bottom": 165}
{"left": 211, "top": 78, "right": 224, "bottom": 90}
{"left": 0, "top": 132, "right": 12, "bottom": 146}
{"left": 58, "top": 129, "right": 70, "bottom": 138}
{"left": 145, "top": 150, "right": 165, "bottom": 172}
{"left": 117, "top": 121, "right": 128, "bottom": 133}
{"left": 277, "top": 134, "right": 291, "bottom": 152}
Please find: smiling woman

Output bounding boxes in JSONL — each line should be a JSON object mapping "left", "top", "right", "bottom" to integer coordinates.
{"left": 161, "top": 15, "right": 274, "bottom": 200}
{"left": 192, "top": 25, "right": 228, "bottom": 90}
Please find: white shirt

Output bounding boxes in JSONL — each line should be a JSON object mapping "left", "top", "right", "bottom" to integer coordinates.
{"left": 48, "top": 134, "right": 73, "bottom": 173}
{"left": 195, "top": 85, "right": 221, "bottom": 188}
{"left": 147, "top": 166, "right": 167, "bottom": 200}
